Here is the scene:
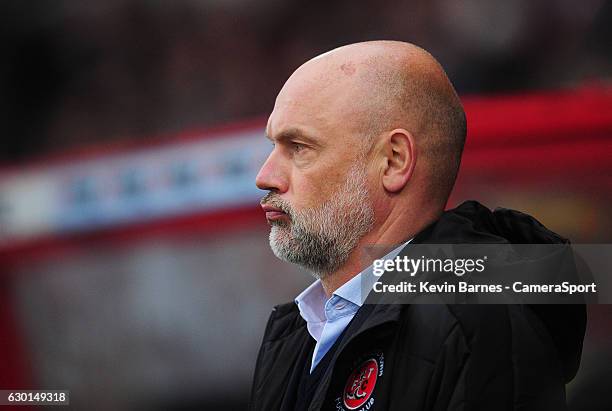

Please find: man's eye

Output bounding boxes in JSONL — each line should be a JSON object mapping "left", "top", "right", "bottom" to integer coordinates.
{"left": 292, "top": 142, "right": 305, "bottom": 153}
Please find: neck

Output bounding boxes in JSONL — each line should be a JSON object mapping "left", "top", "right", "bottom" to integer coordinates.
{"left": 319, "top": 205, "right": 441, "bottom": 297}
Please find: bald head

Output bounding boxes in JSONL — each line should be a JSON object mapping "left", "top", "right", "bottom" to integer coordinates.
{"left": 275, "top": 40, "right": 466, "bottom": 205}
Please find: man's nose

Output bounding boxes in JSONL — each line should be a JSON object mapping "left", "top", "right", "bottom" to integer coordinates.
{"left": 255, "top": 150, "right": 289, "bottom": 193}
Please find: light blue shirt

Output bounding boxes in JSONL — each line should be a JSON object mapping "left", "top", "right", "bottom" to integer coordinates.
{"left": 295, "top": 240, "right": 411, "bottom": 372}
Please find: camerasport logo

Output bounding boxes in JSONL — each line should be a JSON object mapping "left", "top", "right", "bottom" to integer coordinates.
{"left": 335, "top": 352, "right": 384, "bottom": 411}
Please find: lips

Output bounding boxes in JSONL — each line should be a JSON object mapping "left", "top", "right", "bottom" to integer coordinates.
{"left": 261, "top": 204, "right": 289, "bottom": 221}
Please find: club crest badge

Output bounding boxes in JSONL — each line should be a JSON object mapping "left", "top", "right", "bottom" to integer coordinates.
{"left": 335, "top": 351, "right": 384, "bottom": 411}
{"left": 343, "top": 358, "right": 378, "bottom": 409}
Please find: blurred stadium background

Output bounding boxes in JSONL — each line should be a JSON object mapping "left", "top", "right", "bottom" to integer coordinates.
{"left": 1, "top": 1, "right": 611, "bottom": 410}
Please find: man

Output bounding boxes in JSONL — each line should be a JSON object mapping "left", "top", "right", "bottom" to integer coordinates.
{"left": 250, "top": 41, "right": 585, "bottom": 411}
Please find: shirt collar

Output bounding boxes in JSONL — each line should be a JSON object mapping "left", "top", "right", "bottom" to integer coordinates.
{"left": 295, "top": 238, "right": 412, "bottom": 321}
{"left": 333, "top": 271, "right": 364, "bottom": 307}
{"left": 295, "top": 279, "right": 327, "bottom": 324}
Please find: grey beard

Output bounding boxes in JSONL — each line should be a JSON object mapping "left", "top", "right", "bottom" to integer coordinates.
{"left": 268, "top": 165, "right": 374, "bottom": 278}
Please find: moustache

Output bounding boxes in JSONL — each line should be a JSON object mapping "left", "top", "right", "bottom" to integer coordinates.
{"left": 260, "top": 192, "right": 293, "bottom": 216}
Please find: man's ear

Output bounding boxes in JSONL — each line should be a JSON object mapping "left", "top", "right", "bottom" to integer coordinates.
{"left": 381, "top": 129, "right": 416, "bottom": 193}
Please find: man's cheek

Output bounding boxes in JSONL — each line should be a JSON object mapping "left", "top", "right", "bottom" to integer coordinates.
{"left": 300, "top": 179, "right": 336, "bottom": 206}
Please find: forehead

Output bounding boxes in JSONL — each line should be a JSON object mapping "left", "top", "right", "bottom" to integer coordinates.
{"left": 266, "top": 96, "right": 327, "bottom": 141}
{"left": 266, "top": 69, "right": 368, "bottom": 141}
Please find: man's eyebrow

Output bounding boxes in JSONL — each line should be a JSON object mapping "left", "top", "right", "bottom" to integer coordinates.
{"left": 266, "top": 127, "right": 321, "bottom": 145}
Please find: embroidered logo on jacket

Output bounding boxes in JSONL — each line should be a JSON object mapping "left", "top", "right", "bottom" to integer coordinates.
{"left": 334, "top": 352, "right": 384, "bottom": 411}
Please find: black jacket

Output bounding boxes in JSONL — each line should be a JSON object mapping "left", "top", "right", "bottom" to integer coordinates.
{"left": 249, "top": 201, "right": 586, "bottom": 411}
